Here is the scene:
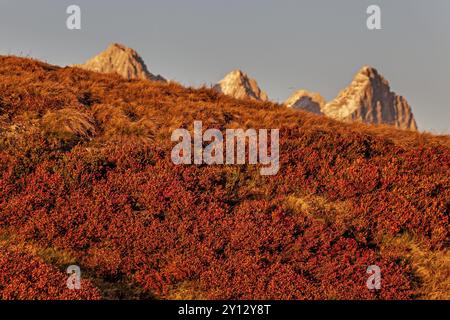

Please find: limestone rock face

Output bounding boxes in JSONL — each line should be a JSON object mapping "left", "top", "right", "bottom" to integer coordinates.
{"left": 285, "top": 90, "right": 325, "bottom": 115}
{"left": 74, "top": 43, "right": 165, "bottom": 82}
{"left": 214, "top": 70, "right": 268, "bottom": 101}
{"left": 322, "top": 66, "right": 418, "bottom": 130}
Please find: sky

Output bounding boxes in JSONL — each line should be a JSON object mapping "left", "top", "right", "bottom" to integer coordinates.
{"left": 0, "top": 0, "right": 449, "bottom": 133}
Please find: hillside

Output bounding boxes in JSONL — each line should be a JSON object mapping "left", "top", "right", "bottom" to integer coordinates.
{"left": 0, "top": 56, "right": 449, "bottom": 300}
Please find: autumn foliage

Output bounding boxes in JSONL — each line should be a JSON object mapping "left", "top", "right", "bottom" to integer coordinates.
{"left": 0, "top": 248, "right": 100, "bottom": 300}
{"left": 0, "top": 56, "right": 448, "bottom": 299}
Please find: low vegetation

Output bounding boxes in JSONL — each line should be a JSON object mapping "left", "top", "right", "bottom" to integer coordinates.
{"left": 0, "top": 56, "right": 448, "bottom": 299}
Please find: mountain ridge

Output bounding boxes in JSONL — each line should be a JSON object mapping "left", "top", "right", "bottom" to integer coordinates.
{"left": 73, "top": 43, "right": 418, "bottom": 131}
{"left": 285, "top": 66, "right": 418, "bottom": 131}
{"left": 322, "top": 66, "right": 418, "bottom": 131}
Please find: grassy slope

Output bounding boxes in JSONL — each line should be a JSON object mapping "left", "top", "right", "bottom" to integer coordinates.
{"left": 0, "top": 56, "right": 449, "bottom": 299}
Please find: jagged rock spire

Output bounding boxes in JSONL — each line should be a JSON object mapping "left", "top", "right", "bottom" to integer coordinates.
{"left": 74, "top": 43, "right": 165, "bottom": 82}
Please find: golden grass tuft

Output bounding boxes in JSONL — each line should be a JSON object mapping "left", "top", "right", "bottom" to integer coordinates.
{"left": 41, "top": 107, "right": 96, "bottom": 142}
{"left": 285, "top": 194, "right": 353, "bottom": 227}
{"left": 92, "top": 104, "right": 155, "bottom": 141}
{"left": 162, "top": 281, "right": 207, "bottom": 300}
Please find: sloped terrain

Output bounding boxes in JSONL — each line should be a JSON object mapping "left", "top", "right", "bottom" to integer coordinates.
{"left": 0, "top": 56, "right": 448, "bottom": 299}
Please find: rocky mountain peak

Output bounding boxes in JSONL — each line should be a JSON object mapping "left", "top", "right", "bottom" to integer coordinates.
{"left": 285, "top": 90, "right": 325, "bottom": 114}
{"left": 74, "top": 43, "right": 165, "bottom": 82}
{"left": 322, "top": 66, "right": 418, "bottom": 131}
{"left": 214, "top": 70, "right": 268, "bottom": 101}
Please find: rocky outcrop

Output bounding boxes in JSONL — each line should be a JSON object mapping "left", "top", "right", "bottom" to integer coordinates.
{"left": 74, "top": 43, "right": 165, "bottom": 82}
{"left": 322, "top": 66, "right": 417, "bottom": 130}
{"left": 214, "top": 70, "right": 268, "bottom": 101}
{"left": 285, "top": 90, "right": 325, "bottom": 115}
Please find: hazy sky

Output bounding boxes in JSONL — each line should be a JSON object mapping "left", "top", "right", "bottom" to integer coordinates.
{"left": 1, "top": 0, "right": 449, "bottom": 133}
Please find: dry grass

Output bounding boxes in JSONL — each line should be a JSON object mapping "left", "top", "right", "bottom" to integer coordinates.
{"left": 285, "top": 194, "right": 354, "bottom": 228}
{"left": 92, "top": 104, "right": 155, "bottom": 141}
{"left": 41, "top": 107, "right": 96, "bottom": 142}
{"left": 382, "top": 234, "right": 450, "bottom": 299}
{"left": 1, "top": 55, "right": 449, "bottom": 151}
{"left": 162, "top": 281, "right": 207, "bottom": 300}
{"left": 0, "top": 228, "right": 77, "bottom": 267}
